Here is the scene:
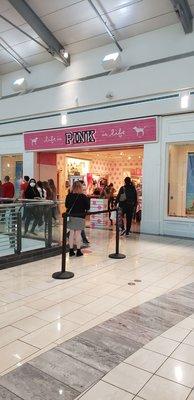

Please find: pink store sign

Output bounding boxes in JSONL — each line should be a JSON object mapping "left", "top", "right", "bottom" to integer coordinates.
{"left": 24, "top": 117, "right": 157, "bottom": 151}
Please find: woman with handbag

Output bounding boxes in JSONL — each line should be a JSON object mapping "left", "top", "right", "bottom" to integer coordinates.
{"left": 116, "top": 177, "right": 137, "bottom": 236}
{"left": 65, "top": 181, "right": 90, "bottom": 257}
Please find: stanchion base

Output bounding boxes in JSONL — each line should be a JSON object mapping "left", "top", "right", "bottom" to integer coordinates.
{"left": 109, "top": 253, "right": 126, "bottom": 259}
{"left": 52, "top": 271, "right": 74, "bottom": 280}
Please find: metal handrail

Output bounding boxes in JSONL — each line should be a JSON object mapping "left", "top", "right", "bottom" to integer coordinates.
{"left": 0, "top": 200, "right": 63, "bottom": 209}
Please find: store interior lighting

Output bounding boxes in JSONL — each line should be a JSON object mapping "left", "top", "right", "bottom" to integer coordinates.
{"left": 180, "top": 90, "right": 190, "bottom": 109}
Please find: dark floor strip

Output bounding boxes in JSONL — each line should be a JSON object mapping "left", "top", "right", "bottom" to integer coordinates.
{"left": 0, "top": 282, "right": 194, "bottom": 400}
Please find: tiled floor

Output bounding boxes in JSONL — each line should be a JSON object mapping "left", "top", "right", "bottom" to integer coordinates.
{"left": 0, "top": 230, "right": 194, "bottom": 399}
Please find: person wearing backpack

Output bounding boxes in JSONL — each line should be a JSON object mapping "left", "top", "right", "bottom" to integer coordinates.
{"left": 116, "top": 177, "right": 137, "bottom": 236}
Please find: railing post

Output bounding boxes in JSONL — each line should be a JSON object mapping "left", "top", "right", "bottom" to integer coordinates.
{"left": 16, "top": 210, "right": 22, "bottom": 255}
{"left": 109, "top": 208, "right": 126, "bottom": 259}
{"left": 46, "top": 206, "right": 53, "bottom": 248}
{"left": 52, "top": 212, "right": 74, "bottom": 280}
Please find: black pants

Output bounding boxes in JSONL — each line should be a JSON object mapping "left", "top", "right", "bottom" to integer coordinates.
{"left": 121, "top": 206, "right": 134, "bottom": 233}
{"left": 25, "top": 207, "right": 39, "bottom": 234}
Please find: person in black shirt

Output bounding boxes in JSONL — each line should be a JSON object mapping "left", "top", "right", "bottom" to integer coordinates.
{"left": 24, "top": 178, "right": 40, "bottom": 235}
{"left": 65, "top": 181, "right": 90, "bottom": 257}
{"left": 116, "top": 177, "right": 137, "bottom": 236}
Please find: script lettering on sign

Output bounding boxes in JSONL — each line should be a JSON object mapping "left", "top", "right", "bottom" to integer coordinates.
{"left": 24, "top": 117, "right": 157, "bottom": 151}
{"left": 65, "top": 130, "right": 96, "bottom": 145}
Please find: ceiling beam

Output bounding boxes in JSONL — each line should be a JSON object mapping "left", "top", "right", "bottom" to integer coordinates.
{"left": 87, "top": 0, "right": 123, "bottom": 52}
{"left": 0, "top": 37, "right": 31, "bottom": 73}
{"left": 7, "top": 0, "right": 70, "bottom": 66}
{"left": 170, "top": 0, "right": 193, "bottom": 33}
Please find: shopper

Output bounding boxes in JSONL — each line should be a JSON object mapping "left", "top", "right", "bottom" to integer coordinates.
{"left": 65, "top": 181, "right": 90, "bottom": 257}
{"left": 42, "top": 181, "right": 52, "bottom": 200}
{"left": 0, "top": 180, "right": 2, "bottom": 198}
{"left": 24, "top": 178, "right": 40, "bottom": 235}
{"left": 37, "top": 181, "right": 46, "bottom": 199}
{"left": 116, "top": 177, "right": 137, "bottom": 236}
{"left": 48, "top": 178, "right": 58, "bottom": 221}
{"left": 108, "top": 183, "right": 116, "bottom": 209}
{"left": 20, "top": 175, "right": 30, "bottom": 198}
{"left": 79, "top": 179, "right": 90, "bottom": 244}
{"left": 48, "top": 179, "right": 57, "bottom": 200}
{"left": 2, "top": 176, "right": 15, "bottom": 199}
{"left": 0, "top": 176, "right": 15, "bottom": 222}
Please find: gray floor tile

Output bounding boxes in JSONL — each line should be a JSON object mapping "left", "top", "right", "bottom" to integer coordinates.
{"left": 121, "top": 302, "right": 184, "bottom": 332}
{"left": 29, "top": 348, "right": 104, "bottom": 393}
{"left": 0, "top": 364, "right": 78, "bottom": 400}
{"left": 57, "top": 336, "right": 124, "bottom": 373}
{"left": 79, "top": 326, "right": 141, "bottom": 358}
{"left": 0, "top": 386, "right": 22, "bottom": 400}
{"left": 150, "top": 295, "right": 194, "bottom": 318}
{"left": 101, "top": 316, "right": 159, "bottom": 345}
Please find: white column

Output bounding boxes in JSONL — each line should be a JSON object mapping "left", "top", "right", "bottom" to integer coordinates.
{"left": 141, "top": 141, "right": 161, "bottom": 235}
{"left": 23, "top": 151, "right": 37, "bottom": 179}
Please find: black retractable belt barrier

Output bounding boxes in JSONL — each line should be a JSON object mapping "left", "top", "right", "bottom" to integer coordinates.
{"left": 52, "top": 213, "right": 74, "bottom": 280}
{"left": 109, "top": 208, "right": 126, "bottom": 259}
{"left": 52, "top": 208, "right": 126, "bottom": 280}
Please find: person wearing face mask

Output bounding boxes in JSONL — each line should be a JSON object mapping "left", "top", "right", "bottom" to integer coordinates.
{"left": 24, "top": 179, "right": 40, "bottom": 235}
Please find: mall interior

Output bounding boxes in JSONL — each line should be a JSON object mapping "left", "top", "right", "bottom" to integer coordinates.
{"left": 0, "top": 1, "right": 194, "bottom": 399}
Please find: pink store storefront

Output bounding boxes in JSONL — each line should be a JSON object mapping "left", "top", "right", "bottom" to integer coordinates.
{"left": 24, "top": 117, "right": 157, "bottom": 232}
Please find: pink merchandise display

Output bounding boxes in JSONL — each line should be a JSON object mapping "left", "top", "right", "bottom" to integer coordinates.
{"left": 90, "top": 198, "right": 109, "bottom": 229}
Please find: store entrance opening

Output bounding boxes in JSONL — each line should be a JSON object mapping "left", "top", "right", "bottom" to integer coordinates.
{"left": 38, "top": 147, "right": 143, "bottom": 233}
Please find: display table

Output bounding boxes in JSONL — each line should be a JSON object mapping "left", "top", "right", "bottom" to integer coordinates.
{"left": 90, "top": 198, "right": 109, "bottom": 229}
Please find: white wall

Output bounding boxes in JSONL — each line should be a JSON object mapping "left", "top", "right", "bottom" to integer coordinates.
{"left": 141, "top": 139, "right": 162, "bottom": 235}
{"left": 1, "top": 56, "right": 194, "bottom": 124}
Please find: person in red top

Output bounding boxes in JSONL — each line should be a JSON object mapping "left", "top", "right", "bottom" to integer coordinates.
{"left": 0, "top": 176, "right": 15, "bottom": 224}
{"left": 20, "top": 176, "right": 30, "bottom": 199}
{"left": 2, "top": 176, "right": 15, "bottom": 199}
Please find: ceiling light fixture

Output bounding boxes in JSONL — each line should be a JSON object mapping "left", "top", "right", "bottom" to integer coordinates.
{"left": 13, "top": 77, "right": 27, "bottom": 92}
{"left": 61, "top": 113, "right": 67, "bottom": 126}
{"left": 60, "top": 49, "right": 69, "bottom": 60}
{"left": 102, "top": 52, "right": 121, "bottom": 71}
{"left": 180, "top": 90, "right": 190, "bottom": 109}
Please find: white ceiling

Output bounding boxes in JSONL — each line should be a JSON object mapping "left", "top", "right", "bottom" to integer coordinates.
{"left": 0, "top": 0, "right": 193, "bottom": 75}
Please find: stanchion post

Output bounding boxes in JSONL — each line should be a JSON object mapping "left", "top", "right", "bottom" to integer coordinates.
{"left": 52, "top": 212, "right": 74, "bottom": 280}
{"left": 16, "top": 210, "right": 22, "bottom": 255}
{"left": 47, "top": 206, "right": 52, "bottom": 248}
{"left": 109, "top": 208, "right": 126, "bottom": 259}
